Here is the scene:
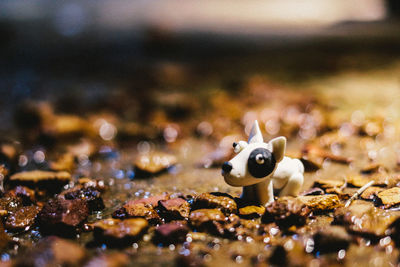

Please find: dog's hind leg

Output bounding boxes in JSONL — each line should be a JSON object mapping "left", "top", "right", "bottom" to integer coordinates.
{"left": 278, "top": 172, "right": 303, "bottom": 197}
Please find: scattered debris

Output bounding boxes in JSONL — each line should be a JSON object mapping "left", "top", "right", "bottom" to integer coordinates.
{"left": 345, "top": 180, "right": 375, "bottom": 207}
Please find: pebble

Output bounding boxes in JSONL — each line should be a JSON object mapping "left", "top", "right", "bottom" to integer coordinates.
{"left": 93, "top": 218, "right": 148, "bottom": 247}
{"left": 9, "top": 170, "right": 71, "bottom": 193}
{"left": 262, "top": 197, "right": 311, "bottom": 228}
{"left": 153, "top": 222, "right": 189, "bottom": 245}
{"left": 37, "top": 198, "right": 89, "bottom": 236}
{"left": 191, "top": 192, "right": 237, "bottom": 215}
{"left": 157, "top": 198, "right": 190, "bottom": 221}
{"left": 5, "top": 205, "right": 41, "bottom": 232}
{"left": 297, "top": 194, "right": 341, "bottom": 211}
{"left": 134, "top": 152, "right": 177, "bottom": 177}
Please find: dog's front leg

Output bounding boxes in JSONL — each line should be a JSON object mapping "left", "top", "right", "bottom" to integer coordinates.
{"left": 259, "top": 179, "right": 274, "bottom": 205}
{"left": 241, "top": 179, "right": 274, "bottom": 206}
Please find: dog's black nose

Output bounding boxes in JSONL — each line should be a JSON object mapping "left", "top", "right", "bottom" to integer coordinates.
{"left": 222, "top": 161, "right": 233, "bottom": 173}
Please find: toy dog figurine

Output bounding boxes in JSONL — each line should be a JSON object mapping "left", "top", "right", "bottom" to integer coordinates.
{"left": 221, "top": 120, "right": 304, "bottom": 206}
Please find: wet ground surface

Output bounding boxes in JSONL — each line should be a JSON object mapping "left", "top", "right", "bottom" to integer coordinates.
{"left": 1, "top": 53, "right": 400, "bottom": 266}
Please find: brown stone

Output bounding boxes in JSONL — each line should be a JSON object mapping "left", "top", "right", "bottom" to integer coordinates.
{"left": 7, "top": 186, "right": 36, "bottom": 205}
{"left": 313, "top": 179, "right": 345, "bottom": 189}
{"left": 360, "top": 163, "right": 384, "bottom": 174}
{"left": 10, "top": 170, "right": 71, "bottom": 183}
{"left": 191, "top": 192, "right": 237, "bottom": 214}
{"left": 376, "top": 187, "right": 400, "bottom": 208}
{"left": 373, "top": 174, "right": 400, "bottom": 187}
{"left": 360, "top": 186, "right": 384, "bottom": 200}
{"left": 93, "top": 218, "right": 148, "bottom": 246}
{"left": 347, "top": 175, "right": 371, "bottom": 187}
{"left": 113, "top": 203, "right": 161, "bottom": 224}
{"left": 60, "top": 186, "right": 105, "bottom": 212}
{"left": 9, "top": 170, "right": 71, "bottom": 193}
{"left": 37, "top": 198, "right": 89, "bottom": 236}
{"left": 134, "top": 152, "right": 177, "bottom": 177}
{"left": 297, "top": 194, "right": 341, "bottom": 211}
{"left": 129, "top": 193, "right": 170, "bottom": 207}
{"left": 302, "top": 144, "right": 352, "bottom": 164}
{"left": 5, "top": 205, "right": 41, "bottom": 232}
{"left": 334, "top": 200, "right": 398, "bottom": 237}
{"left": 299, "top": 156, "right": 323, "bottom": 172}
{"left": 262, "top": 197, "right": 311, "bottom": 228}
{"left": 157, "top": 198, "right": 190, "bottom": 221}
{"left": 153, "top": 222, "right": 189, "bottom": 245}
{"left": 0, "top": 196, "right": 23, "bottom": 216}
{"left": 238, "top": 205, "right": 265, "bottom": 219}
{"left": 189, "top": 209, "right": 226, "bottom": 235}
{"left": 300, "top": 187, "right": 324, "bottom": 196}
{"left": 332, "top": 187, "right": 359, "bottom": 201}
{"left": 112, "top": 194, "right": 169, "bottom": 223}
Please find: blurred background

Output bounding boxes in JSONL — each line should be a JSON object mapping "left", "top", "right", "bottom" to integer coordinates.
{"left": 0, "top": 0, "right": 400, "bottom": 148}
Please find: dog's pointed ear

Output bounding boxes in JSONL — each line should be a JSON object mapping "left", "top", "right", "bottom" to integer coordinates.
{"left": 248, "top": 120, "right": 263, "bottom": 144}
{"left": 270, "top": 136, "right": 286, "bottom": 162}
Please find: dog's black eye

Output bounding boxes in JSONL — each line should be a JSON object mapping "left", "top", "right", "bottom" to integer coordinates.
{"left": 233, "top": 142, "right": 238, "bottom": 148}
{"left": 248, "top": 148, "right": 276, "bottom": 178}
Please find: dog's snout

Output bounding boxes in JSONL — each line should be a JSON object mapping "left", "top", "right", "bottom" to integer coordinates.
{"left": 222, "top": 161, "right": 233, "bottom": 173}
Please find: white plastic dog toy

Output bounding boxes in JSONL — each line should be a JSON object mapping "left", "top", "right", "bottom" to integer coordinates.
{"left": 221, "top": 120, "right": 304, "bottom": 206}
